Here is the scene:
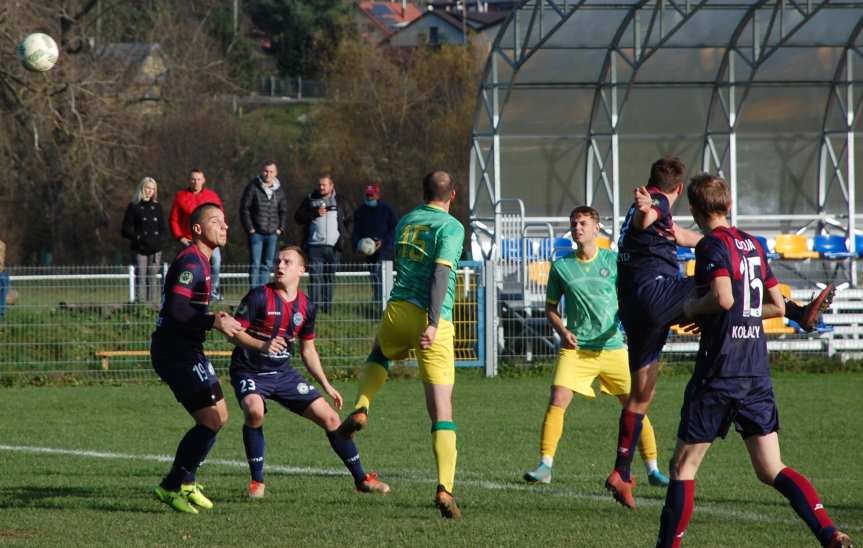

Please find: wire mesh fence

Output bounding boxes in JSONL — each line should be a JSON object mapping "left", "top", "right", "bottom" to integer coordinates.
{"left": 0, "top": 262, "right": 483, "bottom": 381}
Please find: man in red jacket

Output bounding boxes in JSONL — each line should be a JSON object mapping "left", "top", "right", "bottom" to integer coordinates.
{"left": 170, "top": 169, "right": 225, "bottom": 300}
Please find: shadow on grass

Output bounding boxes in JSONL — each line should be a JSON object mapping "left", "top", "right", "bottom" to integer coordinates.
{"left": 0, "top": 486, "right": 161, "bottom": 513}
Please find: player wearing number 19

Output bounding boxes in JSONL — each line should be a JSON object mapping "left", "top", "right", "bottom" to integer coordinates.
{"left": 338, "top": 170, "right": 465, "bottom": 519}
{"left": 226, "top": 245, "right": 389, "bottom": 498}
{"left": 150, "top": 203, "right": 244, "bottom": 514}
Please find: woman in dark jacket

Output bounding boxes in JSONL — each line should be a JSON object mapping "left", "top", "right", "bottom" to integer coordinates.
{"left": 121, "top": 177, "right": 166, "bottom": 303}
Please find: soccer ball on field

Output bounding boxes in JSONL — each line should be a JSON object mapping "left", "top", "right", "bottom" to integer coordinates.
{"left": 17, "top": 33, "right": 59, "bottom": 72}
{"left": 357, "top": 237, "right": 377, "bottom": 256}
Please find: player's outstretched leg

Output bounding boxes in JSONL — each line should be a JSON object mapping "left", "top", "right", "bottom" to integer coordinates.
{"left": 746, "top": 432, "right": 851, "bottom": 547}
{"left": 338, "top": 346, "right": 389, "bottom": 439}
{"left": 305, "top": 398, "right": 390, "bottom": 494}
{"left": 784, "top": 283, "right": 835, "bottom": 332}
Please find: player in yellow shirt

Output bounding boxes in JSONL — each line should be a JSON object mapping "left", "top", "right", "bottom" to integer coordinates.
{"left": 338, "top": 171, "right": 465, "bottom": 519}
{"left": 524, "top": 206, "right": 669, "bottom": 488}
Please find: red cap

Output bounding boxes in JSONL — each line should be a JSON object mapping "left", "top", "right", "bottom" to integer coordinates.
{"left": 364, "top": 184, "right": 380, "bottom": 196}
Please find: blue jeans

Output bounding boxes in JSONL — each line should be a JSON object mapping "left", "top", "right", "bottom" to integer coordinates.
{"left": 307, "top": 245, "right": 340, "bottom": 313}
{"left": 249, "top": 232, "right": 278, "bottom": 288}
{"left": 0, "top": 271, "right": 8, "bottom": 317}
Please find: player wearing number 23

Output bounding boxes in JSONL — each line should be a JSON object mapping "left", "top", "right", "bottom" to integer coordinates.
{"left": 226, "top": 245, "right": 389, "bottom": 497}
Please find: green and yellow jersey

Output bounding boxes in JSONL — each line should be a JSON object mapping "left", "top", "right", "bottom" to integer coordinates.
{"left": 389, "top": 204, "right": 465, "bottom": 322}
{"left": 546, "top": 247, "right": 624, "bottom": 350}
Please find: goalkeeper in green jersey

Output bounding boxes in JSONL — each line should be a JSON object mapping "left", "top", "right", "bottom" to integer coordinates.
{"left": 524, "top": 206, "right": 670, "bottom": 488}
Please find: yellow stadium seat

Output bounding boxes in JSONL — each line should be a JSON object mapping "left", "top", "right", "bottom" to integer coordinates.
{"left": 763, "top": 283, "right": 795, "bottom": 334}
{"left": 773, "top": 234, "right": 819, "bottom": 259}
{"left": 685, "top": 259, "right": 695, "bottom": 276}
{"left": 528, "top": 261, "right": 551, "bottom": 285}
{"left": 596, "top": 236, "right": 611, "bottom": 249}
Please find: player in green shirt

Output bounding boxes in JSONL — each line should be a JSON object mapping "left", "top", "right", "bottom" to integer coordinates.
{"left": 338, "top": 170, "right": 465, "bottom": 519}
{"left": 523, "top": 206, "right": 670, "bottom": 488}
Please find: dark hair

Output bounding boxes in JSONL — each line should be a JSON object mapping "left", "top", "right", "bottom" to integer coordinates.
{"left": 189, "top": 202, "right": 222, "bottom": 234}
{"left": 278, "top": 244, "right": 307, "bottom": 266}
{"left": 422, "top": 170, "right": 454, "bottom": 202}
{"left": 190, "top": 168, "right": 205, "bottom": 177}
{"left": 687, "top": 173, "right": 731, "bottom": 218}
{"left": 648, "top": 157, "right": 685, "bottom": 193}
{"left": 261, "top": 160, "right": 277, "bottom": 169}
{"left": 319, "top": 173, "right": 334, "bottom": 182}
{"left": 569, "top": 205, "right": 599, "bottom": 224}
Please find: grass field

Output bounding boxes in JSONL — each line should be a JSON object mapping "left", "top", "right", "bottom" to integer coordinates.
{"left": 0, "top": 371, "right": 860, "bottom": 547}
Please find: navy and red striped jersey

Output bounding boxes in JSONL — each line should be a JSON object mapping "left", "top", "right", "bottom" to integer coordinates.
{"left": 230, "top": 284, "right": 316, "bottom": 372}
{"left": 693, "top": 226, "right": 778, "bottom": 379}
{"left": 153, "top": 245, "right": 213, "bottom": 345}
{"left": 617, "top": 189, "right": 679, "bottom": 291}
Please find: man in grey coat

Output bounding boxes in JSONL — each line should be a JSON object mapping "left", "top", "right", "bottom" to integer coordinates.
{"left": 240, "top": 161, "right": 288, "bottom": 288}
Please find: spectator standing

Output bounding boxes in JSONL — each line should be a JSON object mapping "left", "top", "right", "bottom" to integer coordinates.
{"left": 294, "top": 174, "right": 350, "bottom": 313}
{"left": 351, "top": 183, "right": 397, "bottom": 305}
{"left": 121, "top": 177, "right": 167, "bottom": 303}
{"left": 239, "top": 161, "right": 288, "bottom": 288}
{"left": 0, "top": 239, "right": 8, "bottom": 317}
{"left": 170, "top": 169, "right": 225, "bottom": 300}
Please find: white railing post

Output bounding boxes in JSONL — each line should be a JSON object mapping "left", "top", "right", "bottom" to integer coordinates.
{"left": 381, "top": 260, "right": 394, "bottom": 310}
{"left": 128, "top": 264, "right": 135, "bottom": 303}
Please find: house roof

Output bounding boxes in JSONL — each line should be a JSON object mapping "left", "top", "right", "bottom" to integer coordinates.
{"left": 357, "top": 2, "right": 423, "bottom": 37}
{"left": 383, "top": 9, "right": 507, "bottom": 43}
{"left": 93, "top": 43, "right": 167, "bottom": 84}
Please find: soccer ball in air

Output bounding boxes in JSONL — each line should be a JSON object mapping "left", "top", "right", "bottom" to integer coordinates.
{"left": 357, "top": 237, "right": 377, "bottom": 256}
{"left": 17, "top": 33, "right": 59, "bottom": 72}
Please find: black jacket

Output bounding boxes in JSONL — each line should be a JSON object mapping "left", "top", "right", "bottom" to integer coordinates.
{"left": 352, "top": 201, "right": 398, "bottom": 260}
{"left": 239, "top": 177, "right": 289, "bottom": 235}
{"left": 294, "top": 190, "right": 350, "bottom": 252}
{"left": 121, "top": 200, "right": 166, "bottom": 255}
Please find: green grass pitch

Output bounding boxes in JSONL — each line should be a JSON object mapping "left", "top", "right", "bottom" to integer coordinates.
{"left": 0, "top": 371, "right": 860, "bottom": 547}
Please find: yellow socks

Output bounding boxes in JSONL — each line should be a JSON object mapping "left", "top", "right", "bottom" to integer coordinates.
{"left": 539, "top": 404, "right": 565, "bottom": 459}
{"left": 432, "top": 422, "right": 457, "bottom": 493}
{"left": 354, "top": 361, "right": 388, "bottom": 411}
{"left": 637, "top": 414, "right": 658, "bottom": 463}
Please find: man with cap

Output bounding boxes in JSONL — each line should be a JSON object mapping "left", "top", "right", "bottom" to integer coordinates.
{"left": 352, "top": 182, "right": 398, "bottom": 306}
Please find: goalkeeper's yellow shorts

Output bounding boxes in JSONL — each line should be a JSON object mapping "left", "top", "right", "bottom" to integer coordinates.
{"left": 551, "top": 347, "right": 630, "bottom": 399}
{"left": 377, "top": 300, "right": 455, "bottom": 385}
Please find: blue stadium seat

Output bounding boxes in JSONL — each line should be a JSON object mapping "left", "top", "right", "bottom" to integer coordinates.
{"left": 676, "top": 246, "right": 695, "bottom": 261}
{"left": 855, "top": 237, "right": 863, "bottom": 257}
{"left": 754, "top": 236, "right": 780, "bottom": 260}
{"left": 813, "top": 235, "right": 853, "bottom": 259}
{"left": 553, "top": 237, "right": 574, "bottom": 259}
{"left": 500, "top": 238, "right": 523, "bottom": 259}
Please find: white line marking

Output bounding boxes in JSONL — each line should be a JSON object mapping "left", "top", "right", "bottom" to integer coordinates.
{"left": 0, "top": 444, "right": 859, "bottom": 532}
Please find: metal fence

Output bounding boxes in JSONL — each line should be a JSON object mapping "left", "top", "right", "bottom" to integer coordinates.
{"left": 1, "top": 257, "right": 859, "bottom": 381}
{"left": 0, "top": 262, "right": 483, "bottom": 380}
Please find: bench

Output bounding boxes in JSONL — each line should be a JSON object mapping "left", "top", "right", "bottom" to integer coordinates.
{"left": 95, "top": 350, "right": 232, "bottom": 370}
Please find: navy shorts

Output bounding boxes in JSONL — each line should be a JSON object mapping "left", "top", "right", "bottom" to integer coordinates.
{"left": 619, "top": 275, "right": 695, "bottom": 371}
{"left": 151, "top": 342, "right": 223, "bottom": 413}
{"left": 677, "top": 375, "right": 779, "bottom": 443}
{"left": 230, "top": 367, "right": 322, "bottom": 415}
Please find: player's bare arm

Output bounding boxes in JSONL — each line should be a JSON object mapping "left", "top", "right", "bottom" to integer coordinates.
{"left": 227, "top": 331, "right": 287, "bottom": 355}
{"left": 673, "top": 224, "right": 704, "bottom": 248}
{"left": 761, "top": 284, "right": 786, "bottom": 320}
{"left": 633, "top": 186, "right": 660, "bottom": 230}
{"left": 545, "top": 302, "right": 577, "bottom": 349}
{"left": 683, "top": 276, "right": 733, "bottom": 319}
{"left": 300, "top": 338, "right": 342, "bottom": 409}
